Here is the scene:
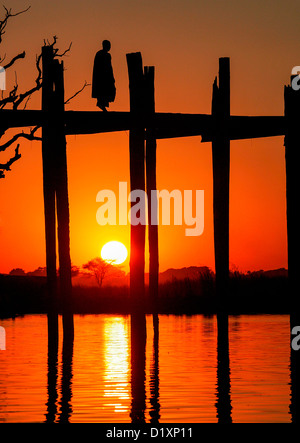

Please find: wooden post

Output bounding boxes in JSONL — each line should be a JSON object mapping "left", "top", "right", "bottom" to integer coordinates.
{"left": 284, "top": 80, "right": 300, "bottom": 307}
{"left": 41, "top": 45, "right": 58, "bottom": 343}
{"left": 285, "top": 77, "right": 300, "bottom": 422}
{"left": 212, "top": 57, "right": 230, "bottom": 307}
{"left": 53, "top": 60, "right": 74, "bottom": 341}
{"left": 42, "top": 47, "right": 74, "bottom": 342}
{"left": 126, "top": 53, "right": 146, "bottom": 310}
{"left": 145, "top": 66, "right": 159, "bottom": 311}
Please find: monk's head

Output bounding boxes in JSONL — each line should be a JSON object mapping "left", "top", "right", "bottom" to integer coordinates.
{"left": 102, "top": 40, "right": 111, "bottom": 52}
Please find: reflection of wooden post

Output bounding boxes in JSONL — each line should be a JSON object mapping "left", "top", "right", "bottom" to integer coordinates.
{"left": 145, "top": 66, "right": 159, "bottom": 311}
{"left": 216, "top": 313, "right": 232, "bottom": 423}
{"left": 53, "top": 60, "right": 74, "bottom": 341}
{"left": 212, "top": 58, "right": 230, "bottom": 307}
{"left": 150, "top": 314, "right": 160, "bottom": 422}
{"left": 285, "top": 77, "right": 300, "bottom": 422}
{"left": 126, "top": 53, "right": 146, "bottom": 310}
{"left": 130, "top": 313, "right": 147, "bottom": 423}
{"left": 45, "top": 332, "right": 58, "bottom": 423}
{"left": 58, "top": 335, "right": 74, "bottom": 422}
{"left": 42, "top": 45, "right": 58, "bottom": 343}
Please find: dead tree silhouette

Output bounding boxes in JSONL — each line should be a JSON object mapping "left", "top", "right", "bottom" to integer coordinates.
{"left": 0, "top": 8, "right": 87, "bottom": 179}
{"left": 0, "top": 6, "right": 40, "bottom": 178}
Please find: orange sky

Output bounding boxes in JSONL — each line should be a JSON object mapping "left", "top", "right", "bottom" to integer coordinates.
{"left": 1, "top": 0, "right": 298, "bottom": 274}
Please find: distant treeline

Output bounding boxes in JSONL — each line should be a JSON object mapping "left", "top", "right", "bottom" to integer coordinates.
{"left": 0, "top": 269, "right": 290, "bottom": 318}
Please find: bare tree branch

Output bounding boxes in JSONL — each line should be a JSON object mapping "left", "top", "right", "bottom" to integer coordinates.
{"left": 43, "top": 35, "right": 57, "bottom": 48}
{"left": 22, "top": 94, "right": 32, "bottom": 110}
{"left": 0, "top": 126, "right": 41, "bottom": 153}
{"left": 3, "top": 51, "right": 25, "bottom": 70}
{"left": 44, "top": 36, "right": 72, "bottom": 58}
{"left": 55, "top": 42, "right": 72, "bottom": 58}
{"left": 0, "top": 36, "right": 73, "bottom": 110}
{"left": 35, "top": 53, "right": 42, "bottom": 85}
{"left": 0, "top": 6, "right": 35, "bottom": 177}
{"left": 0, "top": 13, "right": 84, "bottom": 178}
{"left": 2, "top": 5, "right": 31, "bottom": 18}
{"left": 12, "top": 82, "right": 42, "bottom": 110}
{"left": 0, "top": 144, "right": 21, "bottom": 177}
{"left": 0, "top": 84, "right": 18, "bottom": 109}
{"left": 65, "top": 80, "right": 90, "bottom": 105}
{"left": 0, "top": 50, "right": 43, "bottom": 110}
{"left": 0, "top": 6, "right": 31, "bottom": 43}
{"left": 0, "top": 52, "right": 6, "bottom": 64}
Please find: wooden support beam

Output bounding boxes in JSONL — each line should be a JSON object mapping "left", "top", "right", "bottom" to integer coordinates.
{"left": 153, "top": 113, "right": 212, "bottom": 140}
{"left": 0, "top": 108, "right": 286, "bottom": 141}
{"left": 41, "top": 45, "right": 58, "bottom": 344}
{"left": 212, "top": 57, "right": 230, "bottom": 305}
{"left": 227, "top": 115, "right": 286, "bottom": 142}
{"left": 53, "top": 59, "right": 74, "bottom": 341}
{"left": 65, "top": 111, "right": 131, "bottom": 135}
{"left": 65, "top": 112, "right": 286, "bottom": 141}
{"left": 145, "top": 66, "right": 159, "bottom": 311}
{"left": 127, "top": 52, "right": 146, "bottom": 309}
{"left": 0, "top": 109, "right": 44, "bottom": 129}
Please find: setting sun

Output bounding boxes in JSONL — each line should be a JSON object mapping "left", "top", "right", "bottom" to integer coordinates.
{"left": 101, "top": 241, "right": 128, "bottom": 265}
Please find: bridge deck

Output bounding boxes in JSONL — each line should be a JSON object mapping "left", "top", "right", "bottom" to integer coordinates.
{"left": 0, "top": 109, "right": 286, "bottom": 142}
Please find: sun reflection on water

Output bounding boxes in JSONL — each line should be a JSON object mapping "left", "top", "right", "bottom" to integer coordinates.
{"left": 103, "top": 317, "right": 130, "bottom": 413}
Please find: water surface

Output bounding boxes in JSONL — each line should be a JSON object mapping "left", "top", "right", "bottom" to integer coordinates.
{"left": 0, "top": 314, "right": 292, "bottom": 422}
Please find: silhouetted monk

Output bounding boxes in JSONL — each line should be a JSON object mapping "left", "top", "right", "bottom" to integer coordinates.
{"left": 92, "top": 40, "right": 116, "bottom": 111}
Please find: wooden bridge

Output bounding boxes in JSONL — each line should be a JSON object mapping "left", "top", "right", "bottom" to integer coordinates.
{"left": 1, "top": 45, "right": 299, "bottom": 341}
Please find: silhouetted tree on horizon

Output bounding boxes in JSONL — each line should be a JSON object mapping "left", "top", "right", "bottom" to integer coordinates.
{"left": 9, "top": 267, "right": 25, "bottom": 276}
{"left": 7, "top": 264, "right": 80, "bottom": 277}
{"left": 82, "top": 257, "right": 125, "bottom": 288}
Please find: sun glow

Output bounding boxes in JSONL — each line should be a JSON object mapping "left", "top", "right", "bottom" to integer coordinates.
{"left": 101, "top": 241, "right": 128, "bottom": 265}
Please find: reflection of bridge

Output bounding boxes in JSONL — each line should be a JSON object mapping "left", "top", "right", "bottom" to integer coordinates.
{"left": 0, "top": 45, "right": 298, "bottom": 341}
{"left": 44, "top": 313, "right": 300, "bottom": 423}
